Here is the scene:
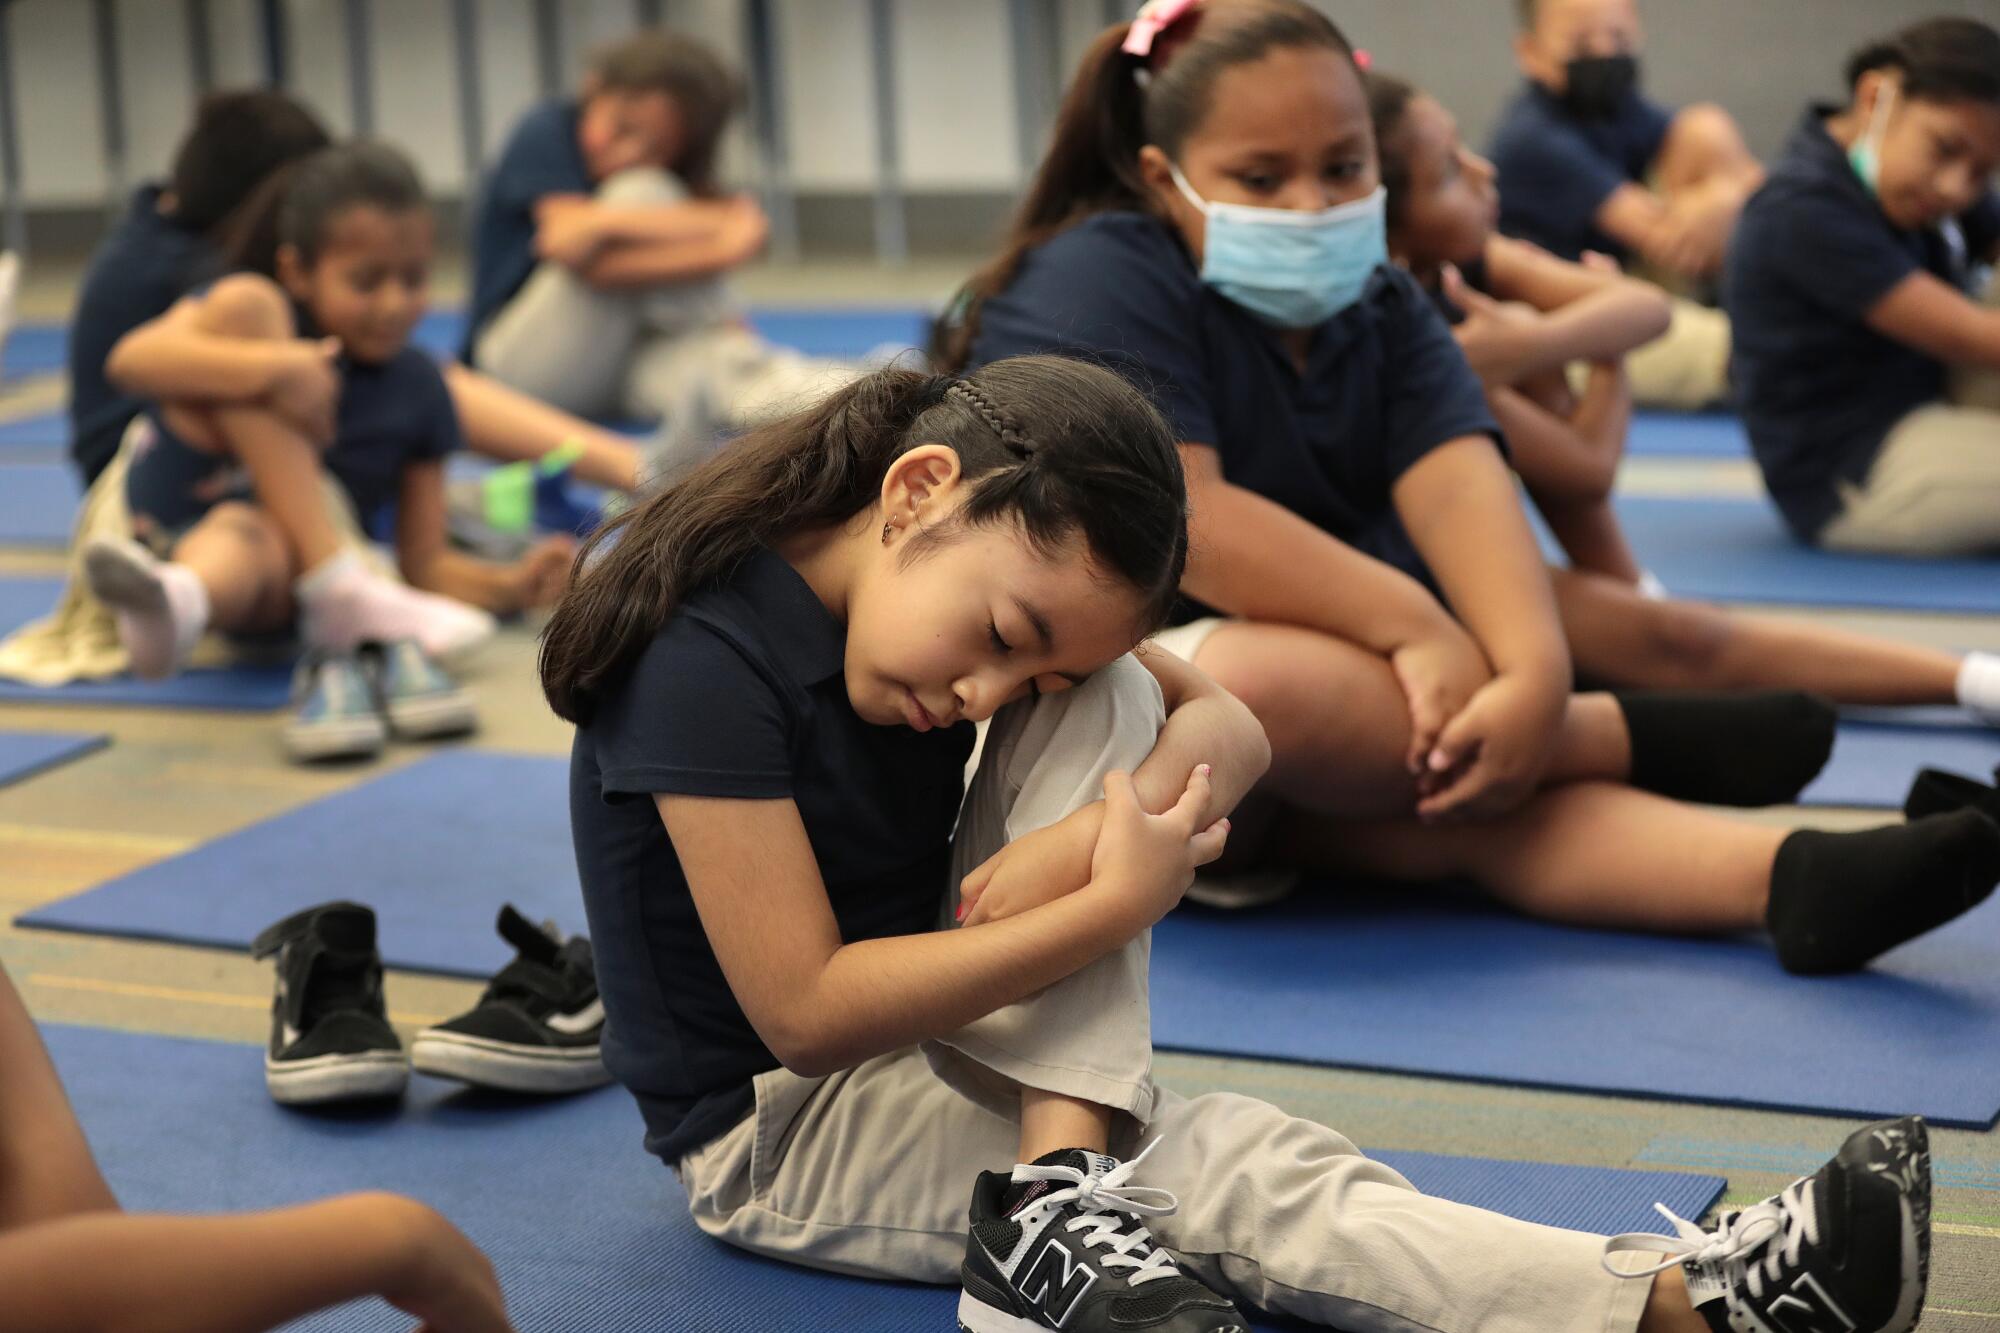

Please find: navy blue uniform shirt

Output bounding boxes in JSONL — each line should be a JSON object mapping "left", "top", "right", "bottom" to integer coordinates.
{"left": 1725, "top": 107, "right": 2000, "bottom": 541}
{"left": 68, "top": 184, "right": 222, "bottom": 485}
{"left": 466, "top": 98, "right": 592, "bottom": 357}
{"left": 965, "top": 211, "right": 1500, "bottom": 613}
{"left": 569, "top": 549, "right": 976, "bottom": 1162}
{"left": 1488, "top": 82, "right": 1675, "bottom": 261}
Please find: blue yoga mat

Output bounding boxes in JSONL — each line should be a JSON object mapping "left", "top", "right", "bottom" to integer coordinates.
{"left": 45, "top": 1022, "right": 1723, "bottom": 1332}
{"left": 0, "top": 461, "right": 80, "bottom": 545}
{"left": 0, "top": 410, "right": 67, "bottom": 450}
{"left": 4, "top": 323, "right": 67, "bottom": 376}
{"left": 0, "top": 729, "right": 106, "bottom": 788}
{"left": 1626, "top": 412, "right": 1751, "bottom": 460}
{"left": 1616, "top": 496, "right": 2000, "bottom": 613}
{"left": 407, "top": 304, "right": 929, "bottom": 365}
{"left": 0, "top": 577, "right": 294, "bottom": 710}
{"left": 1805, "top": 720, "right": 2000, "bottom": 809}
{"left": 23, "top": 750, "right": 2000, "bottom": 1125}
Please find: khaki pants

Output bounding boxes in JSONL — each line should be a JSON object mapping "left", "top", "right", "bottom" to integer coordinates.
{"left": 472, "top": 167, "right": 856, "bottom": 479}
{"left": 1819, "top": 274, "right": 2000, "bottom": 556}
{"left": 1626, "top": 296, "right": 1731, "bottom": 411}
{"left": 677, "top": 654, "right": 1656, "bottom": 1332}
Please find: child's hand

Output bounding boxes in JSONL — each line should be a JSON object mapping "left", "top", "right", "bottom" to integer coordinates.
{"left": 958, "top": 803, "right": 1103, "bottom": 928}
{"left": 373, "top": 1196, "right": 515, "bottom": 1333}
{"left": 268, "top": 337, "right": 342, "bottom": 445}
{"left": 1089, "top": 768, "right": 1229, "bottom": 932}
{"left": 1414, "top": 671, "right": 1566, "bottom": 822}
{"left": 719, "top": 195, "right": 771, "bottom": 266}
{"left": 1443, "top": 265, "right": 1543, "bottom": 384}
{"left": 1579, "top": 249, "right": 1623, "bottom": 274}
{"left": 1389, "top": 622, "right": 1492, "bottom": 778}
{"left": 506, "top": 535, "right": 579, "bottom": 610}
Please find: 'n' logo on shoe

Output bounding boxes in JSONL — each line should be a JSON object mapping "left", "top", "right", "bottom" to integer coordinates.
{"left": 1018, "top": 1236, "right": 1098, "bottom": 1328}
{"left": 1766, "top": 1272, "right": 1858, "bottom": 1333}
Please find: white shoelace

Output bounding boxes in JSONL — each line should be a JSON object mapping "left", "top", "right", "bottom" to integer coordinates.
{"left": 1602, "top": 1179, "right": 1818, "bottom": 1303}
{"left": 1011, "top": 1140, "right": 1183, "bottom": 1287}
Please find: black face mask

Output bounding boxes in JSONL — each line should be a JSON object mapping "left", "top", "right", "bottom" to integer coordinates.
{"left": 1562, "top": 54, "right": 1640, "bottom": 119}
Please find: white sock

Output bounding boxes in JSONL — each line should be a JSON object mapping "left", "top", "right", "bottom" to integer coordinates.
{"left": 1636, "top": 570, "right": 1670, "bottom": 602}
{"left": 1956, "top": 652, "right": 2000, "bottom": 722}
{"left": 84, "top": 538, "right": 210, "bottom": 680}
{"left": 295, "top": 550, "right": 494, "bottom": 661}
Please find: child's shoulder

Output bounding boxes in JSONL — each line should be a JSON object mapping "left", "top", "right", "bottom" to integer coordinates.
{"left": 1016, "top": 211, "right": 1197, "bottom": 304}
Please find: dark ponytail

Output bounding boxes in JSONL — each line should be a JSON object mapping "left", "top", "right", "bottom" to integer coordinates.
{"left": 1846, "top": 17, "right": 2000, "bottom": 106}
{"left": 938, "top": 0, "right": 1353, "bottom": 371}
{"left": 539, "top": 355, "right": 1189, "bottom": 723}
{"left": 1363, "top": 70, "right": 1420, "bottom": 230}
{"left": 219, "top": 141, "right": 427, "bottom": 278}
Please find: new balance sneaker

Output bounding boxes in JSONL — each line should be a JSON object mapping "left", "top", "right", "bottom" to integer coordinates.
{"left": 958, "top": 1142, "right": 1245, "bottom": 1333}
{"left": 282, "top": 651, "right": 386, "bottom": 762}
{"left": 409, "top": 906, "right": 610, "bottom": 1094}
{"left": 250, "top": 901, "right": 408, "bottom": 1105}
{"left": 358, "top": 638, "right": 477, "bottom": 741}
{"left": 1604, "top": 1116, "right": 1932, "bottom": 1333}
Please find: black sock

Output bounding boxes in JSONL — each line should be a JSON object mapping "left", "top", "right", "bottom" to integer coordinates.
{"left": 1616, "top": 689, "right": 1836, "bottom": 807}
{"left": 1768, "top": 809, "right": 2000, "bottom": 974}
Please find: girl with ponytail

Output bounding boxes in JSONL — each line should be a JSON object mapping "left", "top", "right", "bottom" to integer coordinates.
{"left": 1726, "top": 16, "right": 2000, "bottom": 556}
{"left": 548, "top": 353, "right": 1286, "bottom": 1333}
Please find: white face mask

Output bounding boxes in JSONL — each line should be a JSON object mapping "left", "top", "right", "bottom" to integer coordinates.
{"left": 1168, "top": 162, "right": 1388, "bottom": 328}
{"left": 1849, "top": 79, "right": 1898, "bottom": 198}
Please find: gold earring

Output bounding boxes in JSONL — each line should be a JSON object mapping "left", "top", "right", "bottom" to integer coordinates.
{"left": 882, "top": 521, "right": 894, "bottom": 545}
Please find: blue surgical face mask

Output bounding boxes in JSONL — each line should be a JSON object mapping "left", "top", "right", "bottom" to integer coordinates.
{"left": 1169, "top": 163, "right": 1388, "bottom": 328}
{"left": 1849, "top": 80, "right": 1897, "bottom": 198}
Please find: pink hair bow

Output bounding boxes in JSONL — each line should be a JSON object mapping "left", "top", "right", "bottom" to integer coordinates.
{"left": 1122, "top": 0, "right": 1201, "bottom": 58}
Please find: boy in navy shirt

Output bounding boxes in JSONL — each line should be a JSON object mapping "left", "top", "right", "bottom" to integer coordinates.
{"left": 468, "top": 29, "right": 848, "bottom": 475}
{"left": 1726, "top": 17, "right": 2000, "bottom": 557}
{"left": 1486, "top": 0, "right": 1760, "bottom": 406}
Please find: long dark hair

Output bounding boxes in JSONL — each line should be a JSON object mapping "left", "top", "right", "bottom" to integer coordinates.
{"left": 1362, "top": 71, "right": 1421, "bottom": 231}
{"left": 169, "top": 89, "right": 330, "bottom": 238}
{"left": 587, "top": 30, "right": 742, "bottom": 195}
{"left": 540, "top": 356, "right": 1190, "bottom": 723}
{"left": 1847, "top": 17, "right": 2000, "bottom": 105}
{"left": 938, "top": 0, "right": 1353, "bottom": 371}
{"left": 219, "top": 141, "right": 427, "bottom": 278}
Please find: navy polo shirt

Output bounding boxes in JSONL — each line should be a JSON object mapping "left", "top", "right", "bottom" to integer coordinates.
{"left": 284, "top": 302, "right": 462, "bottom": 526}
{"left": 1489, "top": 82, "right": 1675, "bottom": 261}
{"left": 569, "top": 549, "right": 976, "bottom": 1163}
{"left": 1725, "top": 107, "right": 2000, "bottom": 541}
{"left": 68, "top": 184, "right": 223, "bottom": 486}
{"left": 466, "top": 98, "right": 593, "bottom": 357}
{"left": 965, "top": 211, "right": 1500, "bottom": 609}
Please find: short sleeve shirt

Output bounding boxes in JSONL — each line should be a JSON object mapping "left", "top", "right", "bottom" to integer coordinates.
{"left": 965, "top": 211, "right": 1501, "bottom": 608}
{"left": 1489, "top": 82, "right": 1676, "bottom": 261}
{"left": 569, "top": 549, "right": 976, "bottom": 1162}
{"left": 68, "top": 185, "right": 222, "bottom": 484}
{"left": 466, "top": 98, "right": 592, "bottom": 356}
{"left": 1724, "top": 107, "right": 2000, "bottom": 540}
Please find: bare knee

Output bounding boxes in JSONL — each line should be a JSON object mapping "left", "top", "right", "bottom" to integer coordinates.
{"left": 1642, "top": 597, "right": 1737, "bottom": 685}
{"left": 194, "top": 273, "right": 297, "bottom": 341}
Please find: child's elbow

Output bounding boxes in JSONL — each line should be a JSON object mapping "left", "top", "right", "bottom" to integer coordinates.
{"left": 1631, "top": 285, "right": 1675, "bottom": 341}
{"left": 766, "top": 1022, "right": 841, "bottom": 1079}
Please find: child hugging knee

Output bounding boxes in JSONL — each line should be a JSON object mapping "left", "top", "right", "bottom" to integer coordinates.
{"left": 467, "top": 29, "right": 856, "bottom": 478}
{"left": 87, "top": 143, "right": 577, "bottom": 684}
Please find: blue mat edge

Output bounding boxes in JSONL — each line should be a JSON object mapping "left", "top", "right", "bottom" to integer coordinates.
{"left": 0, "top": 731, "right": 108, "bottom": 789}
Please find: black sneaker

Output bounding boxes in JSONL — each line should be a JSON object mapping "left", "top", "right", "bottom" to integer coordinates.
{"left": 409, "top": 906, "right": 610, "bottom": 1094}
{"left": 250, "top": 901, "right": 408, "bottom": 1105}
{"left": 958, "top": 1142, "right": 1245, "bottom": 1333}
{"left": 1605, "top": 1116, "right": 1932, "bottom": 1333}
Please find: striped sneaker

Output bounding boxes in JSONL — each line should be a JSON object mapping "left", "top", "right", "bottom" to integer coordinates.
{"left": 410, "top": 906, "right": 609, "bottom": 1094}
{"left": 358, "top": 638, "right": 477, "bottom": 741}
{"left": 281, "top": 652, "right": 386, "bottom": 762}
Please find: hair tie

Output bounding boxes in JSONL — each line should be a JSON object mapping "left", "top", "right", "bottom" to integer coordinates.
{"left": 1122, "top": 0, "right": 1200, "bottom": 58}
{"left": 948, "top": 380, "right": 1035, "bottom": 459}
{"left": 1353, "top": 48, "right": 1373, "bottom": 71}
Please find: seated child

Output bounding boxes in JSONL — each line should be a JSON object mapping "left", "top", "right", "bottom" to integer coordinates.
{"left": 1489, "top": 0, "right": 1760, "bottom": 407}
{"left": 1726, "top": 17, "right": 2000, "bottom": 556}
{"left": 85, "top": 143, "right": 573, "bottom": 679}
{"left": 67, "top": 90, "right": 329, "bottom": 488}
{"left": 0, "top": 957, "right": 516, "bottom": 1333}
{"left": 466, "top": 28, "right": 854, "bottom": 478}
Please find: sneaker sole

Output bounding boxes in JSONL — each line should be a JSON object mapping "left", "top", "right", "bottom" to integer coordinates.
{"left": 409, "top": 1031, "right": 611, "bottom": 1094}
{"left": 266, "top": 1051, "right": 408, "bottom": 1105}
{"left": 1874, "top": 1116, "right": 1932, "bottom": 1333}
{"left": 385, "top": 692, "right": 479, "bottom": 740}
{"left": 282, "top": 715, "right": 387, "bottom": 762}
{"left": 956, "top": 1295, "right": 1048, "bottom": 1333}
